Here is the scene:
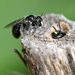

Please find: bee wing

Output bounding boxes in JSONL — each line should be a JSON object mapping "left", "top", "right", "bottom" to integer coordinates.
{"left": 4, "top": 17, "right": 24, "bottom": 28}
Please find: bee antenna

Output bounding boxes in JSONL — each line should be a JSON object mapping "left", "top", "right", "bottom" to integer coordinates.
{"left": 41, "top": 13, "right": 44, "bottom": 16}
{"left": 52, "top": 26, "right": 57, "bottom": 31}
{"left": 59, "top": 22, "right": 61, "bottom": 31}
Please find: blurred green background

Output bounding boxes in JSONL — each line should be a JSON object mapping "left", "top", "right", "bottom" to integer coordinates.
{"left": 0, "top": 0, "right": 75, "bottom": 75}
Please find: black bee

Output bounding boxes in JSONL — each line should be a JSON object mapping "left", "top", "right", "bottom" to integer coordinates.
{"left": 51, "top": 23, "right": 66, "bottom": 39}
{"left": 32, "top": 15, "right": 43, "bottom": 27}
{"left": 4, "top": 14, "right": 43, "bottom": 39}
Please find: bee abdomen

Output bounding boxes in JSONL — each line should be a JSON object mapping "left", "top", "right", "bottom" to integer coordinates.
{"left": 12, "top": 24, "right": 21, "bottom": 38}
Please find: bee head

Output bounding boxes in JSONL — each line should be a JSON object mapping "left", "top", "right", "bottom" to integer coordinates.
{"left": 51, "top": 23, "right": 66, "bottom": 39}
{"left": 32, "top": 14, "right": 43, "bottom": 27}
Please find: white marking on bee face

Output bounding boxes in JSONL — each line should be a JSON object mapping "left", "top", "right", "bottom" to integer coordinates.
{"left": 41, "top": 21, "right": 43, "bottom": 26}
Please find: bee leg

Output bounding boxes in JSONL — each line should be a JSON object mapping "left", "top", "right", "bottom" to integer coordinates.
{"left": 13, "top": 48, "right": 26, "bottom": 66}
